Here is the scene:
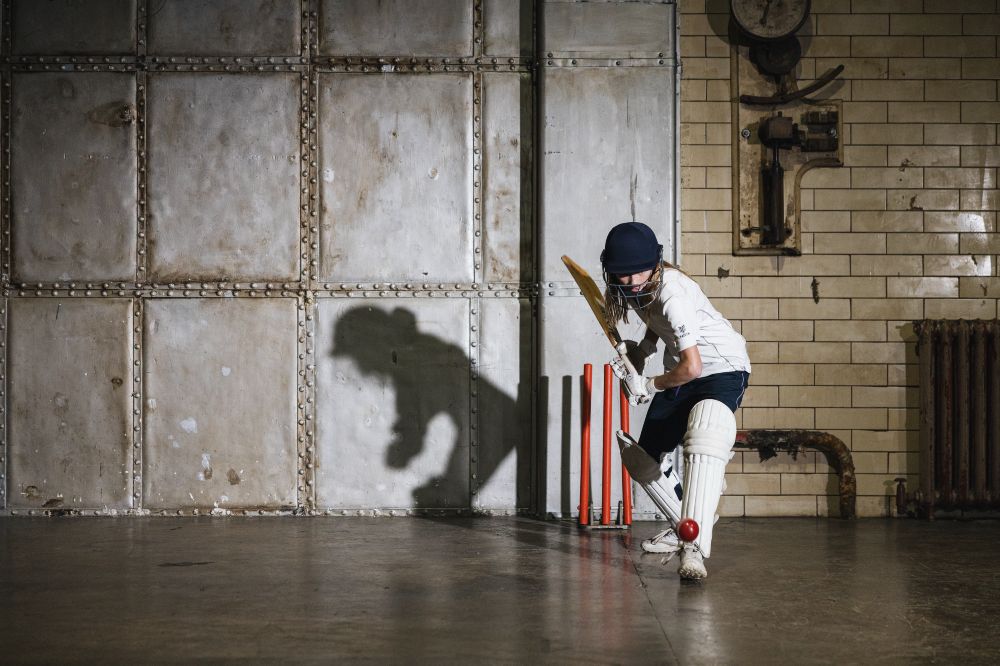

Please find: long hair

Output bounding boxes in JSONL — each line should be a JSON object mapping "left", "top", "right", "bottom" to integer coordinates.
{"left": 604, "top": 261, "right": 686, "bottom": 325}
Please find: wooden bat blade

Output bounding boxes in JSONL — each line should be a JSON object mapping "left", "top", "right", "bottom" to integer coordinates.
{"left": 561, "top": 255, "right": 623, "bottom": 349}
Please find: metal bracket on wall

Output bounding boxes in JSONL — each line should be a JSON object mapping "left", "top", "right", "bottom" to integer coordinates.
{"left": 730, "top": 44, "right": 844, "bottom": 256}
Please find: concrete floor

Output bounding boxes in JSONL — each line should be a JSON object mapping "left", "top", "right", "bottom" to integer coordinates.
{"left": 2, "top": 517, "right": 999, "bottom": 664}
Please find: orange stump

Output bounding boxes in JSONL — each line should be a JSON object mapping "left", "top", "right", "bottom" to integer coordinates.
{"left": 578, "top": 364, "right": 593, "bottom": 526}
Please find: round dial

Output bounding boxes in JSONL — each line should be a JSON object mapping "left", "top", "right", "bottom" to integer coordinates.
{"left": 731, "top": 0, "right": 810, "bottom": 41}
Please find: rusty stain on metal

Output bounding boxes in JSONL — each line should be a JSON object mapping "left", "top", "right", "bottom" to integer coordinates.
{"left": 736, "top": 429, "right": 856, "bottom": 519}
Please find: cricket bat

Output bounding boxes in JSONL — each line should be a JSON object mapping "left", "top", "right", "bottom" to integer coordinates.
{"left": 561, "top": 255, "right": 638, "bottom": 377}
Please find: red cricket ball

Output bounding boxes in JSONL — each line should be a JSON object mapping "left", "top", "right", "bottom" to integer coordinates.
{"left": 677, "top": 518, "right": 699, "bottom": 542}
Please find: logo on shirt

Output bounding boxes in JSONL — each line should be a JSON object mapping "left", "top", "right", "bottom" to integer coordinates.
{"left": 677, "top": 324, "right": 689, "bottom": 338}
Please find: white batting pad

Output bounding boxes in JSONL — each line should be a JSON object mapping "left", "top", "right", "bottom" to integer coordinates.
{"left": 680, "top": 400, "right": 737, "bottom": 558}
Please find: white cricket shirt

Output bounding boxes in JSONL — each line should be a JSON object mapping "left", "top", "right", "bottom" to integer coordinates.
{"left": 633, "top": 268, "right": 751, "bottom": 377}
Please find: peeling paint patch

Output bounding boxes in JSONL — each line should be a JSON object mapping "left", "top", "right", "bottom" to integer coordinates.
{"left": 221, "top": 366, "right": 232, "bottom": 377}
{"left": 199, "top": 453, "right": 213, "bottom": 481}
{"left": 180, "top": 418, "right": 198, "bottom": 434}
{"left": 227, "top": 469, "right": 240, "bottom": 485}
{"left": 717, "top": 266, "right": 730, "bottom": 279}
{"left": 811, "top": 277, "right": 821, "bottom": 304}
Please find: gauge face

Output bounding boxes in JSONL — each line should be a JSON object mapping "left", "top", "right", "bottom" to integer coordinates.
{"left": 731, "top": 0, "right": 810, "bottom": 40}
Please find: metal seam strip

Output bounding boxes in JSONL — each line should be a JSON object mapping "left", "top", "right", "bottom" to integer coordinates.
{"left": 0, "top": 296, "right": 6, "bottom": 508}
{"left": 313, "top": 63, "right": 529, "bottom": 74}
{"left": 7, "top": 280, "right": 534, "bottom": 290}
{"left": 473, "top": 0, "right": 484, "bottom": 59}
{"left": 304, "top": 292, "right": 316, "bottom": 513}
{"left": 299, "top": 72, "right": 310, "bottom": 283}
{"left": 7, "top": 63, "right": 140, "bottom": 72}
{"left": 7, "top": 287, "right": 311, "bottom": 297}
{"left": 301, "top": 0, "right": 319, "bottom": 514}
{"left": 297, "top": 293, "right": 313, "bottom": 512}
{"left": 136, "top": 70, "right": 147, "bottom": 282}
{"left": 469, "top": 299, "right": 480, "bottom": 504}
{"left": 305, "top": 0, "right": 317, "bottom": 61}
{"left": 1, "top": 67, "right": 10, "bottom": 281}
{"left": 1, "top": 51, "right": 10, "bottom": 506}
{"left": 473, "top": 72, "right": 483, "bottom": 284}
{"left": 469, "top": 60, "right": 484, "bottom": 505}
{"left": 540, "top": 58, "right": 672, "bottom": 68}
{"left": 132, "top": 297, "right": 143, "bottom": 510}
{"left": 136, "top": 0, "right": 147, "bottom": 58}
{"left": 1, "top": 0, "right": 11, "bottom": 56}
{"left": 305, "top": 0, "right": 318, "bottom": 285}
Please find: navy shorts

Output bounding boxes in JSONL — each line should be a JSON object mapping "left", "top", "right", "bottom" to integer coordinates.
{"left": 638, "top": 370, "right": 749, "bottom": 461}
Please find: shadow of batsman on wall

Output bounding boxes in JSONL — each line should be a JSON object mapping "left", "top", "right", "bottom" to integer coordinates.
{"left": 331, "top": 306, "right": 529, "bottom": 510}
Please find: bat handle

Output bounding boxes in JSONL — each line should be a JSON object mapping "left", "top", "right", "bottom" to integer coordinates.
{"left": 614, "top": 342, "right": 639, "bottom": 377}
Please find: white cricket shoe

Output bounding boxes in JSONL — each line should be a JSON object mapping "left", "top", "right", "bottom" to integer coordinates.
{"left": 641, "top": 528, "right": 680, "bottom": 554}
{"left": 678, "top": 545, "right": 707, "bottom": 580}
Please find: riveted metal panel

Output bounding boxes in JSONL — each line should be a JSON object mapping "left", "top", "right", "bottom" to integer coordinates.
{"left": 317, "top": 74, "right": 473, "bottom": 283}
{"left": 482, "top": 72, "right": 532, "bottom": 284}
{"left": 541, "top": 0, "right": 674, "bottom": 59}
{"left": 146, "top": 73, "right": 300, "bottom": 282}
{"left": 11, "top": 73, "right": 137, "bottom": 283}
{"left": 539, "top": 66, "right": 676, "bottom": 282}
{"left": 475, "top": 297, "right": 532, "bottom": 510}
{"left": 147, "top": 0, "right": 302, "bottom": 57}
{"left": 318, "top": 0, "right": 473, "bottom": 57}
{"left": 142, "top": 298, "right": 298, "bottom": 510}
{"left": 11, "top": 0, "right": 137, "bottom": 55}
{"left": 7, "top": 298, "right": 133, "bottom": 510}
{"left": 483, "top": 0, "right": 532, "bottom": 58}
{"left": 315, "top": 298, "right": 471, "bottom": 510}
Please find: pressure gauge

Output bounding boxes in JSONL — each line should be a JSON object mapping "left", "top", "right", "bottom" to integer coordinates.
{"left": 731, "top": 0, "right": 810, "bottom": 41}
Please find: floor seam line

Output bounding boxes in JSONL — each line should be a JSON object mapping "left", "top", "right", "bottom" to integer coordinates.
{"left": 621, "top": 532, "right": 680, "bottom": 664}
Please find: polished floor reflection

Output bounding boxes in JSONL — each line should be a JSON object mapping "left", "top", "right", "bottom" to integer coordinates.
{"left": 2, "top": 517, "right": 999, "bottom": 663}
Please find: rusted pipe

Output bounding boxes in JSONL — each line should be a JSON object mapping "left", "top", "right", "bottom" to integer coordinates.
{"left": 735, "top": 429, "right": 856, "bottom": 519}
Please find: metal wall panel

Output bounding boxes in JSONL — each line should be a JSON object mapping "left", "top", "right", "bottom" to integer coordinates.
{"left": 318, "top": 0, "right": 473, "bottom": 57}
{"left": 146, "top": 73, "right": 300, "bottom": 282}
{"left": 7, "top": 299, "right": 133, "bottom": 510}
{"left": 539, "top": 66, "right": 676, "bottom": 282}
{"left": 11, "top": 73, "right": 137, "bottom": 283}
{"left": 482, "top": 72, "right": 532, "bottom": 284}
{"left": 475, "top": 297, "right": 532, "bottom": 510}
{"left": 541, "top": 0, "right": 674, "bottom": 58}
{"left": 483, "top": 0, "right": 533, "bottom": 58}
{"left": 317, "top": 74, "right": 474, "bottom": 283}
{"left": 11, "top": 0, "right": 136, "bottom": 55}
{"left": 147, "top": 0, "right": 301, "bottom": 57}
{"left": 142, "top": 298, "right": 298, "bottom": 511}
{"left": 314, "top": 298, "right": 471, "bottom": 510}
{"left": 1, "top": 1, "right": 679, "bottom": 518}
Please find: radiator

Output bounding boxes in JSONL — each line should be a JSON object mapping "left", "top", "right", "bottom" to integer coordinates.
{"left": 913, "top": 319, "right": 1000, "bottom": 516}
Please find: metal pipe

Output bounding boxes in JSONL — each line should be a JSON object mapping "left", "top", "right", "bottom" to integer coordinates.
{"left": 578, "top": 364, "right": 592, "bottom": 526}
{"left": 735, "top": 429, "right": 856, "bottom": 519}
